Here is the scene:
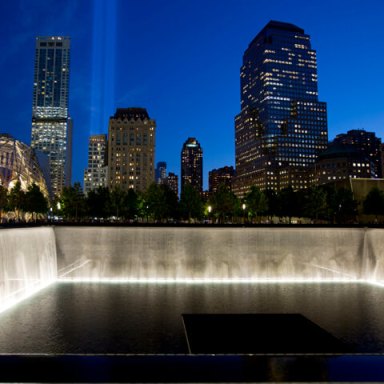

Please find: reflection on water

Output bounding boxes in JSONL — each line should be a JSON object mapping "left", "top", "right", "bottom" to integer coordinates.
{"left": 0, "top": 282, "right": 382, "bottom": 354}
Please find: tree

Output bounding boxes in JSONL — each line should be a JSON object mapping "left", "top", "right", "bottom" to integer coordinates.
{"left": 161, "top": 184, "right": 178, "bottom": 221}
{"left": 109, "top": 187, "right": 126, "bottom": 219}
{"left": 0, "top": 186, "right": 8, "bottom": 222}
{"left": 179, "top": 184, "right": 203, "bottom": 222}
{"left": 86, "top": 187, "right": 111, "bottom": 219}
{"left": 363, "top": 187, "right": 384, "bottom": 216}
{"left": 124, "top": 188, "right": 139, "bottom": 221}
{"left": 276, "top": 186, "right": 299, "bottom": 223}
{"left": 245, "top": 186, "right": 268, "bottom": 223}
{"left": 8, "top": 181, "right": 26, "bottom": 220}
{"left": 61, "top": 182, "right": 86, "bottom": 220}
{"left": 304, "top": 186, "right": 328, "bottom": 222}
{"left": 328, "top": 187, "right": 357, "bottom": 224}
{"left": 137, "top": 192, "right": 149, "bottom": 222}
{"left": 264, "top": 189, "right": 278, "bottom": 219}
{"left": 24, "top": 183, "right": 48, "bottom": 221}
{"left": 210, "top": 184, "right": 238, "bottom": 223}
{"left": 145, "top": 183, "right": 178, "bottom": 222}
{"left": 145, "top": 183, "right": 168, "bottom": 222}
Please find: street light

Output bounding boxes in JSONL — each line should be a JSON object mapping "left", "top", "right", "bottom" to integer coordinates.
{"left": 208, "top": 205, "right": 212, "bottom": 224}
{"left": 242, "top": 203, "right": 246, "bottom": 224}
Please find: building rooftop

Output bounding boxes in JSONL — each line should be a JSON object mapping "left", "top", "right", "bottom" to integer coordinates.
{"left": 264, "top": 20, "right": 304, "bottom": 34}
{"left": 248, "top": 20, "right": 305, "bottom": 48}
{"left": 113, "top": 108, "right": 150, "bottom": 121}
{"left": 183, "top": 137, "right": 201, "bottom": 148}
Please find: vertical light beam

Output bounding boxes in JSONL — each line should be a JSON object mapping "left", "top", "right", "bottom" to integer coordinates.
{"left": 90, "top": 0, "right": 117, "bottom": 135}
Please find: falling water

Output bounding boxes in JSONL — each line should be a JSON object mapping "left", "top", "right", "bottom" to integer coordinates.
{"left": 54, "top": 226, "right": 382, "bottom": 283}
{"left": 364, "top": 229, "right": 384, "bottom": 282}
{"left": 0, "top": 227, "right": 57, "bottom": 312}
{"left": 1, "top": 226, "right": 384, "bottom": 309}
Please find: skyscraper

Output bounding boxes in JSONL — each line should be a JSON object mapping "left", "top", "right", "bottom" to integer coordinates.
{"left": 181, "top": 137, "right": 203, "bottom": 194}
{"left": 108, "top": 108, "right": 155, "bottom": 192}
{"left": 31, "top": 36, "right": 72, "bottom": 197}
{"left": 165, "top": 172, "right": 179, "bottom": 197}
{"left": 234, "top": 21, "right": 328, "bottom": 196}
{"left": 155, "top": 161, "right": 167, "bottom": 184}
{"left": 83, "top": 134, "right": 108, "bottom": 195}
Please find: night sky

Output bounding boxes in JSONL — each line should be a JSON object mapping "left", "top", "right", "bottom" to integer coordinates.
{"left": 1, "top": 0, "right": 383, "bottom": 189}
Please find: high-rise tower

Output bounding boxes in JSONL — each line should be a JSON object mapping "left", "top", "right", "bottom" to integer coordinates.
{"left": 165, "top": 172, "right": 179, "bottom": 197}
{"left": 234, "top": 21, "right": 328, "bottom": 196}
{"left": 31, "top": 36, "right": 72, "bottom": 197}
{"left": 107, "top": 108, "right": 155, "bottom": 192}
{"left": 181, "top": 137, "right": 203, "bottom": 194}
{"left": 83, "top": 134, "right": 108, "bottom": 195}
{"left": 155, "top": 161, "right": 167, "bottom": 184}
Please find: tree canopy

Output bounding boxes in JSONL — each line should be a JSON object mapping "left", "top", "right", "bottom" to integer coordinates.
{"left": 363, "top": 187, "right": 384, "bottom": 216}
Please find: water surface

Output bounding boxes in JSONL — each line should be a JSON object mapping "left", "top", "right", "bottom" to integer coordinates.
{"left": 0, "top": 282, "right": 382, "bottom": 354}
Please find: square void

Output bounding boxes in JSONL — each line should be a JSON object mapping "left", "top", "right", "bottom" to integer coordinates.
{"left": 182, "top": 313, "right": 350, "bottom": 354}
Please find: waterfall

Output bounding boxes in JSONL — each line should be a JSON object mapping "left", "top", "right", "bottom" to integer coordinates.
{"left": 54, "top": 226, "right": 376, "bottom": 282}
{"left": 1, "top": 225, "right": 384, "bottom": 312}
{"left": 0, "top": 227, "right": 57, "bottom": 312}
{"left": 364, "top": 229, "right": 384, "bottom": 282}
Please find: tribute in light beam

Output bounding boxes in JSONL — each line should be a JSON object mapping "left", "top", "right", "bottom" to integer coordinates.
{"left": 90, "top": 0, "right": 117, "bottom": 135}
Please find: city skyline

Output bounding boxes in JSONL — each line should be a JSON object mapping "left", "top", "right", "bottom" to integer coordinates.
{"left": 1, "top": 0, "right": 384, "bottom": 190}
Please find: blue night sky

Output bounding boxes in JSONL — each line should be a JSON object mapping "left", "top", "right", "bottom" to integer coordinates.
{"left": 0, "top": 0, "right": 383, "bottom": 190}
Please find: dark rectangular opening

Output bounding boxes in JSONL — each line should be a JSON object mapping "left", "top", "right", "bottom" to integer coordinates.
{"left": 182, "top": 313, "right": 350, "bottom": 354}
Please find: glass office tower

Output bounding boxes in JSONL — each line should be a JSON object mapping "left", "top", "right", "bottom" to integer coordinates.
{"left": 31, "top": 36, "right": 72, "bottom": 197}
{"left": 234, "top": 21, "right": 328, "bottom": 196}
{"left": 181, "top": 137, "right": 203, "bottom": 194}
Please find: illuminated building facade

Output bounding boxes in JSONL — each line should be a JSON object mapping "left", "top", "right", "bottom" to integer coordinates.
{"left": 315, "top": 143, "right": 373, "bottom": 185}
{"left": 155, "top": 161, "right": 167, "bottom": 184}
{"left": 83, "top": 134, "right": 108, "bottom": 195}
{"left": 108, "top": 108, "right": 155, "bottom": 192}
{"left": 31, "top": 36, "right": 72, "bottom": 197}
{"left": 181, "top": 137, "right": 203, "bottom": 194}
{"left": 0, "top": 134, "right": 49, "bottom": 197}
{"left": 165, "top": 172, "right": 179, "bottom": 197}
{"left": 234, "top": 21, "right": 328, "bottom": 196}
{"left": 209, "top": 166, "right": 235, "bottom": 193}
{"left": 333, "top": 129, "right": 382, "bottom": 178}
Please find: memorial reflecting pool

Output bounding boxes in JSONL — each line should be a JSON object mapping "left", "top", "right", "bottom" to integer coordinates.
{"left": 1, "top": 226, "right": 384, "bottom": 381}
{"left": 0, "top": 282, "right": 383, "bottom": 354}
